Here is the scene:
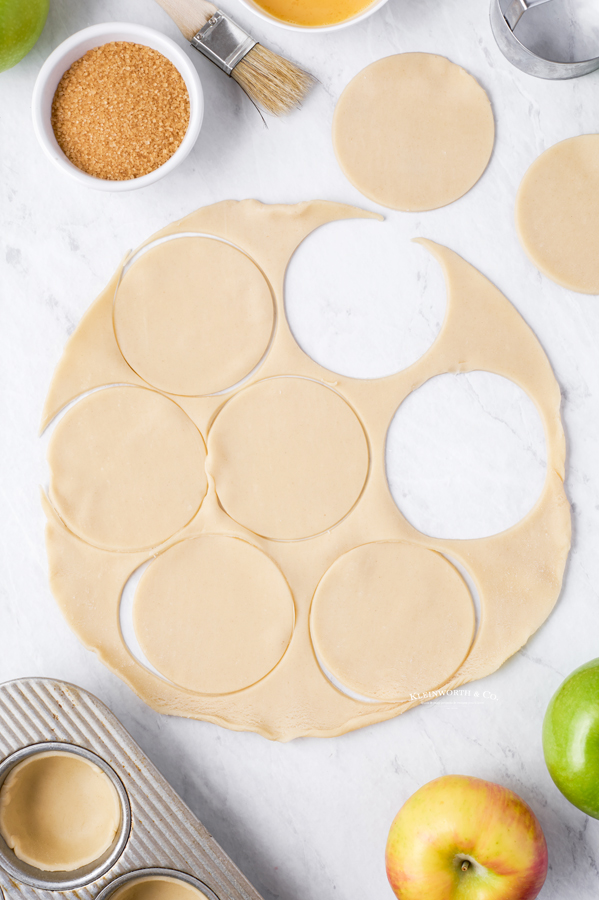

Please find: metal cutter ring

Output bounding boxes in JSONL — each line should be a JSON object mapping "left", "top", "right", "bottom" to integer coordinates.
{"left": 490, "top": 0, "right": 599, "bottom": 79}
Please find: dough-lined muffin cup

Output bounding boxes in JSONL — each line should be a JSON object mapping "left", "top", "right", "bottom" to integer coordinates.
{"left": 96, "top": 868, "right": 220, "bottom": 900}
{"left": 0, "top": 743, "right": 130, "bottom": 891}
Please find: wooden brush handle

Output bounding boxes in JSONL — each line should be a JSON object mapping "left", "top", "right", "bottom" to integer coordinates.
{"left": 155, "top": 0, "right": 219, "bottom": 41}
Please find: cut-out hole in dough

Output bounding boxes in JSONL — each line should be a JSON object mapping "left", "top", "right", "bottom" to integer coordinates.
{"left": 285, "top": 221, "right": 445, "bottom": 379}
{"left": 119, "top": 560, "right": 167, "bottom": 681}
{"left": 312, "top": 647, "right": 378, "bottom": 705}
{"left": 386, "top": 372, "right": 547, "bottom": 540}
{"left": 440, "top": 553, "right": 482, "bottom": 640}
{"left": 48, "top": 386, "right": 208, "bottom": 552}
{"left": 133, "top": 536, "right": 295, "bottom": 695}
{"left": 114, "top": 235, "right": 275, "bottom": 396}
{"left": 207, "top": 377, "right": 370, "bottom": 541}
{"left": 310, "top": 541, "right": 475, "bottom": 702}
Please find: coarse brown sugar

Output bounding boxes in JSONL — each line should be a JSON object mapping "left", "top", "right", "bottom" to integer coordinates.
{"left": 51, "top": 41, "right": 191, "bottom": 181}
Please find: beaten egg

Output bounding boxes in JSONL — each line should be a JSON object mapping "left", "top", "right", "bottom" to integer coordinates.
{"left": 251, "top": 0, "right": 377, "bottom": 27}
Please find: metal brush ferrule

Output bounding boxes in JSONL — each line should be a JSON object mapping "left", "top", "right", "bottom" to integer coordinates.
{"left": 191, "top": 12, "right": 256, "bottom": 76}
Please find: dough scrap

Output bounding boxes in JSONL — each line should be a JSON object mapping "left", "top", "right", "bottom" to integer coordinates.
{"left": 48, "top": 386, "right": 207, "bottom": 552}
{"left": 134, "top": 536, "right": 294, "bottom": 694}
{"left": 0, "top": 751, "right": 120, "bottom": 872}
{"left": 207, "top": 377, "right": 369, "bottom": 540}
{"left": 516, "top": 134, "right": 599, "bottom": 294}
{"left": 111, "top": 876, "right": 210, "bottom": 900}
{"left": 42, "top": 201, "right": 570, "bottom": 741}
{"left": 311, "top": 542, "right": 475, "bottom": 701}
{"left": 114, "top": 237, "right": 274, "bottom": 395}
{"left": 333, "top": 53, "right": 495, "bottom": 212}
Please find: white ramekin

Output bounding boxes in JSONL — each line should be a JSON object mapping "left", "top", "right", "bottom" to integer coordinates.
{"left": 32, "top": 22, "right": 204, "bottom": 191}
{"left": 236, "top": 0, "right": 390, "bottom": 33}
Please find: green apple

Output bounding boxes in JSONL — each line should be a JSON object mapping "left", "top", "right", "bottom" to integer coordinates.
{"left": 0, "top": 0, "right": 49, "bottom": 74}
{"left": 543, "top": 657, "right": 599, "bottom": 818}
{"left": 385, "top": 775, "right": 548, "bottom": 900}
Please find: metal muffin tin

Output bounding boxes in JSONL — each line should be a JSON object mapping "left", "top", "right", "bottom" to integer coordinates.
{"left": 0, "top": 678, "right": 264, "bottom": 900}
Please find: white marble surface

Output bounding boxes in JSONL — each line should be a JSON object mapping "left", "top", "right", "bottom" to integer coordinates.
{"left": 2, "top": 0, "right": 599, "bottom": 897}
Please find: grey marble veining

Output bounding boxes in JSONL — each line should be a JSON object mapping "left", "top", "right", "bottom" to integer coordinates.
{"left": 2, "top": 0, "right": 599, "bottom": 898}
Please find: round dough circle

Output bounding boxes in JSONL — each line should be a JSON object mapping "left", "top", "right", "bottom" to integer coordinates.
{"left": 0, "top": 751, "right": 121, "bottom": 872}
{"left": 111, "top": 877, "right": 210, "bottom": 900}
{"left": 208, "top": 377, "right": 369, "bottom": 540}
{"left": 516, "top": 135, "right": 599, "bottom": 294}
{"left": 48, "top": 386, "right": 207, "bottom": 552}
{"left": 332, "top": 53, "right": 495, "bottom": 212}
{"left": 133, "top": 535, "right": 295, "bottom": 694}
{"left": 114, "top": 237, "right": 274, "bottom": 396}
{"left": 310, "top": 542, "right": 475, "bottom": 701}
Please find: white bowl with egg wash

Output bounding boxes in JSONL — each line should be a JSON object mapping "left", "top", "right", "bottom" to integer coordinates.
{"left": 31, "top": 23, "right": 204, "bottom": 191}
{"left": 237, "top": 0, "right": 390, "bottom": 32}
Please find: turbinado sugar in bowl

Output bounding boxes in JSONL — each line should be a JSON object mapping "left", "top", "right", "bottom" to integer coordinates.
{"left": 51, "top": 41, "right": 190, "bottom": 181}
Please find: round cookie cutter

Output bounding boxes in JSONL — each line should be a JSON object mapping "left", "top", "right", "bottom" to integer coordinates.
{"left": 96, "top": 867, "right": 221, "bottom": 900}
{"left": 0, "top": 742, "right": 131, "bottom": 891}
{"left": 490, "top": 0, "right": 599, "bottom": 78}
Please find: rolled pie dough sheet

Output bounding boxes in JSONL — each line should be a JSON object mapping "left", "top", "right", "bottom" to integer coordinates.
{"left": 333, "top": 53, "right": 495, "bottom": 212}
{"left": 114, "top": 237, "right": 274, "bottom": 395}
{"left": 111, "top": 877, "right": 210, "bottom": 900}
{"left": 134, "top": 535, "right": 294, "bottom": 694}
{"left": 42, "top": 200, "right": 570, "bottom": 740}
{"left": 207, "top": 377, "right": 369, "bottom": 540}
{"left": 516, "top": 134, "right": 599, "bottom": 294}
{"left": 48, "top": 386, "right": 207, "bottom": 552}
{"left": 0, "top": 751, "right": 120, "bottom": 871}
{"left": 311, "top": 542, "right": 475, "bottom": 701}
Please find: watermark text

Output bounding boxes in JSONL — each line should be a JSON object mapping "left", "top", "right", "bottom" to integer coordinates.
{"left": 410, "top": 689, "right": 498, "bottom": 702}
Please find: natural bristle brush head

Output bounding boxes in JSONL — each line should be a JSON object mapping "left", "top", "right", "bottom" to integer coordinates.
{"left": 155, "top": 0, "right": 316, "bottom": 115}
{"left": 232, "top": 44, "right": 316, "bottom": 116}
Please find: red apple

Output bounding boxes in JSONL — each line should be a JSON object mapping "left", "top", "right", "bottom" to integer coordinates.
{"left": 385, "top": 775, "right": 548, "bottom": 900}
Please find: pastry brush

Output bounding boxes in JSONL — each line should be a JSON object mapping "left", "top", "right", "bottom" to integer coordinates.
{"left": 155, "top": 0, "right": 315, "bottom": 115}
